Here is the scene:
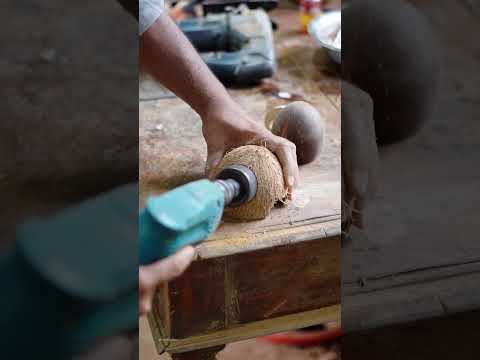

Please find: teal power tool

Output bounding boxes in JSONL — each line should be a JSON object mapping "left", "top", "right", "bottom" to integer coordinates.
{"left": 139, "top": 164, "right": 257, "bottom": 264}
{"left": 2, "top": 165, "right": 257, "bottom": 357}
{"left": 178, "top": 7, "right": 276, "bottom": 84}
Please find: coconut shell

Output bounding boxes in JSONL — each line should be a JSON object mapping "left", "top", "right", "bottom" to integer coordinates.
{"left": 217, "top": 145, "right": 287, "bottom": 221}
{"left": 271, "top": 101, "right": 325, "bottom": 165}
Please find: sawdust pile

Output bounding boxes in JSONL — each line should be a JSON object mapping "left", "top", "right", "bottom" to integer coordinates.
{"left": 217, "top": 145, "right": 287, "bottom": 221}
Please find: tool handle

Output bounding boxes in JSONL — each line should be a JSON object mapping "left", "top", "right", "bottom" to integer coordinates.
{"left": 139, "top": 180, "right": 224, "bottom": 264}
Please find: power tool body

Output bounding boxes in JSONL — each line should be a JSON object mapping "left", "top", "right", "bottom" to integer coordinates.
{"left": 2, "top": 165, "right": 256, "bottom": 357}
{"left": 178, "top": 6, "right": 276, "bottom": 84}
{"left": 139, "top": 164, "right": 257, "bottom": 264}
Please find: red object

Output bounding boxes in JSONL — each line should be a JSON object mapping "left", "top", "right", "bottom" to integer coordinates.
{"left": 299, "top": 0, "right": 323, "bottom": 33}
{"left": 300, "top": 0, "right": 324, "bottom": 12}
{"left": 260, "top": 326, "right": 342, "bottom": 347}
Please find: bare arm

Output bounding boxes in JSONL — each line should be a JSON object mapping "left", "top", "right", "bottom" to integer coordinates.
{"left": 140, "top": 13, "right": 230, "bottom": 118}
{"left": 139, "top": 13, "right": 300, "bottom": 190}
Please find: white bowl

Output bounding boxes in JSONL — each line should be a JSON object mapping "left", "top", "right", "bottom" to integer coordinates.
{"left": 309, "top": 11, "right": 341, "bottom": 64}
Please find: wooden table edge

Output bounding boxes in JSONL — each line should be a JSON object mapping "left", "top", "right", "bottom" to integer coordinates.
{"left": 150, "top": 304, "right": 341, "bottom": 354}
{"left": 196, "top": 216, "right": 341, "bottom": 259}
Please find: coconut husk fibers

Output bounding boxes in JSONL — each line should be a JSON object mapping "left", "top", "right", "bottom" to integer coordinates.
{"left": 217, "top": 145, "right": 287, "bottom": 221}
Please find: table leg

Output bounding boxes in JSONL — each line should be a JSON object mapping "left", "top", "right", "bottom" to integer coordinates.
{"left": 171, "top": 345, "right": 225, "bottom": 360}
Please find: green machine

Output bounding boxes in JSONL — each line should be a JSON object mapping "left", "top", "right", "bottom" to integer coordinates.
{"left": 178, "top": 5, "right": 277, "bottom": 84}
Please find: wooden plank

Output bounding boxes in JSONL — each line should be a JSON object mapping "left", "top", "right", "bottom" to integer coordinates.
{"left": 342, "top": 0, "right": 480, "bottom": 328}
{"left": 208, "top": 177, "right": 341, "bottom": 242}
{"left": 228, "top": 235, "right": 341, "bottom": 323}
{"left": 343, "top": 0, "right": 480, "bottom": 333}
{"left": 343, "top": 259, "right": 480, "bottom": 296}
{"left": 148, "top": 287, "right": 171, "bottom": 355}
{"left": 169, "top": 257, "right": 227, "bottom": 338}
{"left": 343, "top": 270, "right": 480, "bottom": 332}
{"left": 196, "top": 216, "right": 340, "bottom": 259}
{"left": 161, "top": 305, "right": 341, "bottom": 354}
{"left": 165, "top": 234, "right": 340, "bottom": 339}
{"left": 343, "top": 0, "right": 480, "bottom": 290}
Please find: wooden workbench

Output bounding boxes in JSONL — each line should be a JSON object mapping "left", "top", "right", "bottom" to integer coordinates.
{"left": 343, "top": 0, "right": 480, "bottom": 333}
{"left": 139, "top": 9, "right": 341, "bottom": 359}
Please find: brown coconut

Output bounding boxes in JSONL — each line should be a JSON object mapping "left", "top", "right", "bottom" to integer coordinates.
{"left": 271, "top": 101, "right": 325, "bottom": 165}
{"left": 216, "top": 145, "right": 287, "bottom": 221}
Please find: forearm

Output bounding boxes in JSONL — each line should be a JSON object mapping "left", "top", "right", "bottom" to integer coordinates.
{"left": 139, "top": 13, "right": 232, "bottom": 118}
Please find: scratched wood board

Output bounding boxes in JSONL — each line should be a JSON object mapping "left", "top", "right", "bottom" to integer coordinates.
{"left": 343, "top": 0, "right": 480, "bottom": 282}
{"left": 343, "top": 0, "right": 480, "bottom": 330}
{"left": 139, "top": 9, "right": 341, "bottom": 254}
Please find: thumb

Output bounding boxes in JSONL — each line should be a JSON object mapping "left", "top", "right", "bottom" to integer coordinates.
{"left": 205, "top": 151, "right": 224, "bottom": 180}
{"left": 140, "top": 246, "right": 196, "bottom": 289}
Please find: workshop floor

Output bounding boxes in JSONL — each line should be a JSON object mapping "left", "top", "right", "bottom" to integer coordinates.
{"left": 140, "top": 319, "right": 340, "bottom": 360}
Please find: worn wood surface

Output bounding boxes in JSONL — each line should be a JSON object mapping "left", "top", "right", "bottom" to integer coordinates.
{"left": 169, "top": 257, "right": 227, "bottom": 337}
{"left": 148, "top": 237, "right": 341, "bottom": 354}
{"left": 343, "top": 0, "right": 480, "bottom": 331}
{"left": 163, "top": 235, "right": 340, "bottom": 340}
{"left": 343, "top": 270, "right": 480, "bottom": 332}
{"left": 159, "top": 305, "right": 340, "bottom": 354}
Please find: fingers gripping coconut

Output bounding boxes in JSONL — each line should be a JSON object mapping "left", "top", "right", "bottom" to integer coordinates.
{"left": 202, "top": 102, "right": 300, "bottom": 196}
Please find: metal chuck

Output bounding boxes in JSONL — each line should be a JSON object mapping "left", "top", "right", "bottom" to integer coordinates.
{"left": 215, "top": 164, "right": 257, "bottom": 207}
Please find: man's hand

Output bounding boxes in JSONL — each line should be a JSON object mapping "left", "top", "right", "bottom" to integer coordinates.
{"left": 202, "top": 99, "right": 300, "bottom": 195}
{"left": 138, "top": 246, "right": 195, "bottom": 316}
{"left": 342, "top": 82, "right": 380, "bottom": 229}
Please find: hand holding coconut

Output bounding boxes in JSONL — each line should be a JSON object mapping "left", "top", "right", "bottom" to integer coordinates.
{"left": 208, "top": 101, "right": 328, "bottom": 222}
{"left": 202, "top": 99, "right": 300, "bottom": 196}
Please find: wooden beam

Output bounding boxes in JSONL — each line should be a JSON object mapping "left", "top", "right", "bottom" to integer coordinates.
{"left": 343, "top": 271, "right": 480, "bottom": 333}
{"left": 196, "top": 218, "right": 341, "bottom": 259}
{"left": 158, "top": 305, "right": 341, "bottom": 354}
